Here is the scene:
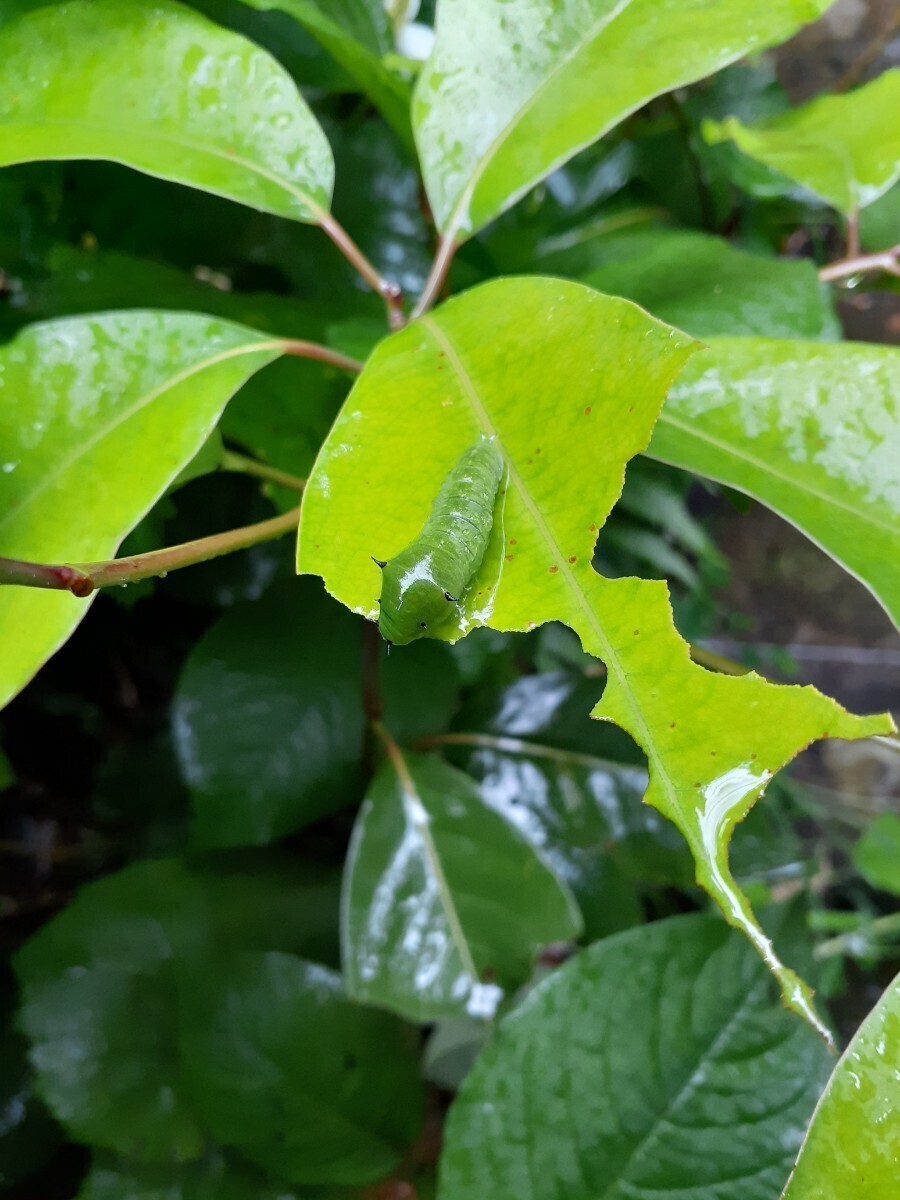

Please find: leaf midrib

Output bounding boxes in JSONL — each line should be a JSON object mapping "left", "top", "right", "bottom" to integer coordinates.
{"left": 391, "top": 752, "right": 480, "bottom": 986}
{"left": 0, "top": 338, "right": 283, "bottom": 544}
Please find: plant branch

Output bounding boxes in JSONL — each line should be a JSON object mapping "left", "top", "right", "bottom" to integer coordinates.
{"left": 373, "top": 719, "right": 411, "bottom": 785}
{"left": 317, "top": 211, "right": 406, "bottom": 331}
{"left": 814, "top": 911, "right": 900, "bottom": 960}
{"left": 280, "top": 337, "right": 365, "bottom": 373}
{"left": 417, "top": 731, "right": 642, "bottom": 774}
{"left": 819, "top": 243, "right": 900, "bottom": 282}
{"left": 221, "top": 450, "right": 306, "bottom": 492}
{"left": 413, "top": 233, "right": 458, "bottom": 318}
{"left": 833, "top": 8, "right": 900, "bottom": 93}
{"left": 0, "top": 508, "right": 300, "bottom": 597}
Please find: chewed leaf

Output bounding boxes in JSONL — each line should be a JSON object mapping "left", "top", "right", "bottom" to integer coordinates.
{"left": 298, "top": 276, "right": 895, "bottom": 1041}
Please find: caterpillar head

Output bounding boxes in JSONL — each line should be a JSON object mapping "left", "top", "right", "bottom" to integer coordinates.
{"left": 376, "top": 548, "right": 458, "bottom": 646}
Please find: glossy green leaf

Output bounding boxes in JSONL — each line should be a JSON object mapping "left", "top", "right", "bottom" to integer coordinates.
{"left": 439, "top": 915, "right": 832, "bottom": 1200}
{"left": 581, "top": 228, "right": 839, "bottom": 339}
{"left": 299, "top": 275, "right": 893, "bottom": 1041}
{"left": 0, "top": 0, "right": 334, "bottom": 222}
{"left": 782, "top": 970, "right": 900, "bottom": 1200}
{"left": 852, "top": 813, "right": 900, "bottom": 896}
{"left": 0, "top": 312, "right": 283, "bottom": 712}
{"left": 172, "top": 581, "right": 365, "bottom": 850}
{"left": 13, "top": 856, "right": 340, "bottom": 1161}
{"left": 705, "top": 70, "right": 900, "bottom": 215}
{"left": 647, "top": 338, "right": 900, "bottom": 628}
{"left": 181, "top": 951, "right": 423, "bottom": 1186}
{"left": 413, "top": 0, "right": 832, "bottom": 239}
{"left": 244, "top": 0, "right": 413, "bottom": 147}
{"left": 451, "top": 670, "right": 691, "bottom": 930}
{"left": 343, "top": 751, "right": 582, "bottom": 1021}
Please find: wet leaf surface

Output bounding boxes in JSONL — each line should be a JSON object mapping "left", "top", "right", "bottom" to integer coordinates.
{"left": 440, "top": 915, "right": 832, "bottom": 1200}
{"left": 299, "top": 276, "right": 893, "bottom": 1040}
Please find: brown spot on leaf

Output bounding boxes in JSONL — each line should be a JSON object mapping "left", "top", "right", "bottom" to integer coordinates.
{"left": 568, "top": 555, "right": 577, "bottom": 563}
{"left": 584, "top": 406, "right": 592, "bottom": 415}
{"left": 549, "top": 565, "right": 558, "bottom": 574}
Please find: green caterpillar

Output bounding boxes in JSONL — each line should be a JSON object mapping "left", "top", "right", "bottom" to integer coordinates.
{"left": 375, "top": 436, "right": 504, "bottom": 647}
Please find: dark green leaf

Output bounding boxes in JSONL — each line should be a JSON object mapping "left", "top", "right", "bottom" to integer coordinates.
{"left": 343, "top": 751, "right": 582, "bottom": 1021}
{"left": 581, "top": 228, "right": 838, "bottom": 339}
{"left": 451, "top": 670, "right": 693, "bottom": 928}
{"left": 13, "top": 856, "right": 340, "bottom": 1161}
{"left": 172, "top": 580, "right": 365, "bottom": 849}
{"left": 439, "top": 915, "right": 832, "bottom": 1200}
{"left": 383, "top": 638, "right": 461, "bottom": 743}
{"left": 852, "top": 813, "right": 900, "bottom": 896}
{"left": 78, "top": 1150, "right": 306, "bottom": 1200}
{"left": 180, "top": 952, "right": 423, "bottom": 1186}
{"left": 0, "top": 995, "right": 60, "bottom": 1187}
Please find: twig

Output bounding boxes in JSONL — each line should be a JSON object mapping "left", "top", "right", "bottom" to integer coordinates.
{"left": 845, "top": 207, "right": 860, "bottom": 258}
{"left": 819, "top": 244, "right": 900, "bottom": 282}
{"left": 221, "top": 450, "right": 306, "bottom": 492}
{"left": 814, "top": 911, "right": 900, "bottom": 960}
{"left": 412, "top": 233, "right": 458, "bottom": 318}
{"left": 281, "top": 337, "right": 365, "bottom": 373}
{"left": 0, "top": 556, "right": 93, "bottom": 596}
{"left": 0, "top": 508, "right": 300, "bottom": 596}
{"left": 317, "top": 211, "right": 406, "bottom": 331}
{"left": 833, "top": 8, "right": 900, "bottom": 93}
{"left": 373, "top": 719, "right": 410, "bottom": 782}
{"left": 416, "top": 731, "right": 645, "bottom": 775}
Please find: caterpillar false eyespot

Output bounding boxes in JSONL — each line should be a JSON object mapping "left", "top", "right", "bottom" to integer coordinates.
{"left": 375, "top": 436, "right": 503, "bottom": 646}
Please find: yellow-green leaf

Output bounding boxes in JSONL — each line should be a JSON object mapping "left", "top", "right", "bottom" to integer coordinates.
{"left": 704, "top": 70, "right": 900, "bottom": 214}
{"left": 647, "top": 338, "right": 900, "bottom": 629}
{"left": 414, "top": 0, "right": 833, "bottom": 240}
{"left": 0, "top": 0, "right": 334, "bottom": 223}
{"left": 0, "top": 312, "right": 283, "bottom": 712}
{"left": 298, "top": 276, "right": 893, "bottom": 1042}
{"left": 781, "top": 971, "right": 900, "bottom": 1200}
